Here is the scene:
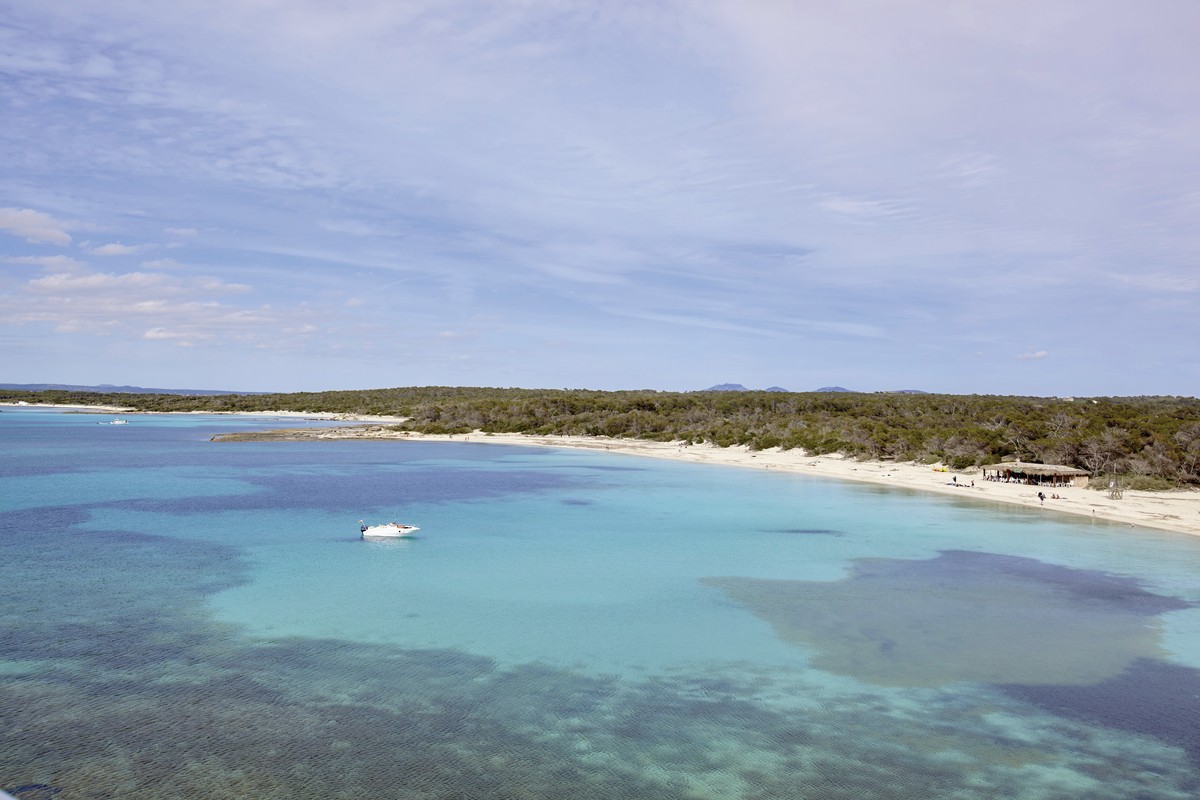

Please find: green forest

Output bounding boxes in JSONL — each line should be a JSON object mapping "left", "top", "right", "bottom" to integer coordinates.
{"left": 6, "top": 387, "right": 1200, "bottom": 489}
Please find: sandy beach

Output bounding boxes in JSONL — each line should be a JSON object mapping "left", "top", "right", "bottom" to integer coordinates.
{"left": 1, "top": 401, "right": 140, "bottom": 413}
{"left": 0, "top": 402, "right": 408, "bottom": 423}
{"left": 210, "top": 422, "right": 1200, "bottom": 538}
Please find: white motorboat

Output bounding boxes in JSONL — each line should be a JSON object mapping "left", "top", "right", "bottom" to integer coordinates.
{"left": 99, "top": 419, "right": 129, "bottom": 425}
{"left": 359, "top": 521, "right": 420, "bottom": 539}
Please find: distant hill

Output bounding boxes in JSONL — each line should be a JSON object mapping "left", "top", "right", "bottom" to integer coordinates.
{"left": 815, "top": 386, "right": 853, "bottom": 393}
{"left": 0, "top": 383, "right": 261, "bottom": 396}
{"left": 704, "top": 384, "right": 792, "bottom": 392}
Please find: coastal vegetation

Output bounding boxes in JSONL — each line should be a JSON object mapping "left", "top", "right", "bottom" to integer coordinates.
{"left": 5, "top": 387, "right": 1200, "bottom": 488}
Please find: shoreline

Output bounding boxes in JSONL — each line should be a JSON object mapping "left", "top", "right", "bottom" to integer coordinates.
{"left": 215, "top": 421, "right": 1200, "bottom": 538}
{"left": 0, "top": 402, "right": 407, "bottom": 423}
{"left": 408, "top": 432, "right": 1200, "bottom": 538}
{"left": 7, "top": 404, "right": 1198, "bottom": 537}
{"left": 1, "top": 401, "right": 140, "bottom": 413}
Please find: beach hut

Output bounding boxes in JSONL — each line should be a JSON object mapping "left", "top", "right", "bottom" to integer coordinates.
{"left": 980, "top": 462, "right": 1090, "bottom": 488}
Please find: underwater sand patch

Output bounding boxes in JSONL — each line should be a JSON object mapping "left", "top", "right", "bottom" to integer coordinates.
{"left": 703, "top": 550, "right": 1190, "bottom": 688}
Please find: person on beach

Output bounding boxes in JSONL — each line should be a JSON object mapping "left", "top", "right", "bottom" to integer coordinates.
{"left": 1038, "top": 492, "right": 1045, "bottom": 505}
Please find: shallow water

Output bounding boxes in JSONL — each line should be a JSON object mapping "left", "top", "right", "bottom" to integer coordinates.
{"left": 3, "top": 408, "right": 1200, "bottom": 798}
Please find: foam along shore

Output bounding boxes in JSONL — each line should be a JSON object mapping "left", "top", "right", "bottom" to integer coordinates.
{"left": 209, "top": 424, "right": 1200, "bottom": 538}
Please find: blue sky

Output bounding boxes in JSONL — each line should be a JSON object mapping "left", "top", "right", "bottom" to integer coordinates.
{"left": 2, "top": 1, "right": 1197, "bottom": 395}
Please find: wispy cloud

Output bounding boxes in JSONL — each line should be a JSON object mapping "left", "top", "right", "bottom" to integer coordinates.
{"left": 141, "top": 258, "right": 184, "bottom": 270}
{"left": 818, "top": 195, "right": 907, "bottom": 221}
{"left": 89, "top": 242, "right": 149, "bottom": 256}
{"left": 1109, "top": 271, "right": 1200, "bottom": 293}
{"left": 0, "top": 208, "right": 74, "bottom": 245}
{"left": 3, "top": 254, "right": 88, "bottom": 271}
{"left": 143, "top": 326, "right": 199, "bottom": 341}
{"left": 5, "top": 267, "right": 305, "bottom": 349}
{"left": 0, "top": 1, "right": 1197, "bottom": 393}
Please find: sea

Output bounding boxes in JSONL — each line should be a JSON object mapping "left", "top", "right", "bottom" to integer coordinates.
{"left": 2, "top": 407, "right": 1200, "bottom": 799}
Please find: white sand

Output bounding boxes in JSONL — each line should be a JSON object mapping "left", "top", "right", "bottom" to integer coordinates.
{"left": 1, "top": 401, "right": 137, "bottom": 413}
{"left": 0, "top": 403, "right": 408, "bottom": 423}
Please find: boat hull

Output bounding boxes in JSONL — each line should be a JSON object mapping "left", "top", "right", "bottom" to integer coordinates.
{"left": 361, "top": 524, "right": 420, "bottom": 539}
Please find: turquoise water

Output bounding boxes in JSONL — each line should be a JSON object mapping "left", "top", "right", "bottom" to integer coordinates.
{"left": 2, "top": 408, "right": 1200, "bottom": 798}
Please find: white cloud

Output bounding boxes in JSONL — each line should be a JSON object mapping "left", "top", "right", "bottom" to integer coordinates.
{"left": 91, "top": 242, "right": 148, "bottom": 256}
{"left": 28, "top": 271, "right": 168, "bottom": 293}
{"left": 1, "top": 1, "right": 1198, "bottom": 394}
{"left": 197, "top": 277, "right": 252, "bottom": 293}
{"left": 144, "top": 327, "right": 193, "bottom": 340}
{"left": 4, "top": 265, "right": 324, "bottom": 350}
{"left": 0, "top": 208, "right": 73, "bottom": 245}
{"left": 818, "top": 195, "right": 903, "bottom": 219}
{"left": 800, "top": 319, "right": 887, "bottom": 339}
{"left": 284, "top": 323, "right": 317, "bottom": 334}
{"left": 1109, "top": 271, "right": 1200, "bottom": 293}
{"left": 141, "top": 258, "right": 184, "bottom": 270}
{"left": 143, "top": 326, "right": 211, "bottom": 347}
{"left": 939, "top": 152, "right": 1005, "bottom": 186}
{"left": 3, "top": 254, "right": 88, "bottom": 271}
{"left": 318, "top": 219, "right": 386, "bottom": 237}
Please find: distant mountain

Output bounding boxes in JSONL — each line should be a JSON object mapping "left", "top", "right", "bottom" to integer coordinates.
{"left": 703, "top": 384, "right": 792, "bottom": 392}
{"left": 815, "top": 386, "right": 853, "bottom": 393}
{"left": 0, "top": 383, "right": 262, "bottom": 396}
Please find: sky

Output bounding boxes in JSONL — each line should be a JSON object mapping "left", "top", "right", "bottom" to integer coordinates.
{"left": 2, "top": 1, "right": 1198, "bottom": 396}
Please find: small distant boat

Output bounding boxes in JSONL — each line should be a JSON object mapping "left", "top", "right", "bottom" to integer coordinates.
{"left": 359, "top": 520, "right": 420, "bottom": 539}
{"left": 99, "top": 419, "right": 129, "bottom": 425}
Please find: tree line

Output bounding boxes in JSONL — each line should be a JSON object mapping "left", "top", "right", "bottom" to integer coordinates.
{"left": 5, "top": 386, "right": 1200, "bottom": 489}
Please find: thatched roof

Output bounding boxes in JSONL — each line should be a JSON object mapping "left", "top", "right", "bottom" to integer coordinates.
{"left": 981, "top": 462, "right": 1089, "bottom": 477}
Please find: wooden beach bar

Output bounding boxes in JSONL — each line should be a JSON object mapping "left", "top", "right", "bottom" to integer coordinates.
{"left": 981, "top": 461, "right": 1090, "bottom": 488}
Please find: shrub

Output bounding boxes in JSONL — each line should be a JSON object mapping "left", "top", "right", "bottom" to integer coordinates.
{"left": 948, "top": 454, "right": 977, "bottom": 470}
{"left": 1123, "top": 475, "right": 1175, "bottom": 491}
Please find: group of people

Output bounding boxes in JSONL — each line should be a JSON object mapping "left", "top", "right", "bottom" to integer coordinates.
{"left": 982, "top": 473, "right": 1044, "bottom": 484}
{"left": 947, "top": 474, "right": 1067, "bottom": 507}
